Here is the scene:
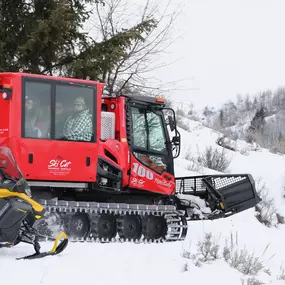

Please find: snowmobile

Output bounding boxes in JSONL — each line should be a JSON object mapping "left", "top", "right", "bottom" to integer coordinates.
{"left": 0, "top": 146, "right": 68, "bottom": 259}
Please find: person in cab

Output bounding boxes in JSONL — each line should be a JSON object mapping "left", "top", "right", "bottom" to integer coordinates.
{"left": 24, "top": 95, "right": 43, "bottom": 138}
{"left": 62, "top": 96, "right": 93, "bottom": 141}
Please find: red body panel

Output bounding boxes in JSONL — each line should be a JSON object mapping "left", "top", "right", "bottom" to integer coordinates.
{"left": 101, "top": 96, "right": 130, "bottom": 187}
{"left": 20, "top": 140, "right": 99, "bottom": 181}
{"left": 0, "top": 72, "right": 175, "bottom": 196}
{"left": 129, "top": 155, "right": 175, "bottom": 195}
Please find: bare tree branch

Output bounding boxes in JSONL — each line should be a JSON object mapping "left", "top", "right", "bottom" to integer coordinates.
{"left": 88, "top": 0, "right": 185, "bottom": 97}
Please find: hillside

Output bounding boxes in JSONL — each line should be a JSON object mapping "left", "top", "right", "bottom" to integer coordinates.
{"left": 187, "top": 89, "right": 285, "bottom": 155}
{"left": 2, "top": 116, "right": 285, "bottom": 285}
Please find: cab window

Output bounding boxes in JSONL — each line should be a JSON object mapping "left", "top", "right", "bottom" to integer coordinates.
{"left": 131, "top": 106, "right": 166, "bottom": 153}
{"left": 55, "top": 84, "right": 94, "bottom": 142}
{"left": 23, "top": 81, "right": 51, "bottom": 139}
{"left": 130, "top": 106, "right": 167, "bottom": 173}
{"left": 22, "top": 79, "right": 95, "bottom": 142}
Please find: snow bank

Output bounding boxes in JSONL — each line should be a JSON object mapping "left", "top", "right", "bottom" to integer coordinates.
{"left": 1, "top": 116, "right": 285, "bottom": 285}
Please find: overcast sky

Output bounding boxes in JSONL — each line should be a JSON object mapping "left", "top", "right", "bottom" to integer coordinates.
{"left": 145, "top": 0, "right": 285, "bottom": 109}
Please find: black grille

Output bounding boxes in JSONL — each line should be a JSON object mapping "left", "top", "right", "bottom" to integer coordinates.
{"left": 175, "top": 174, "right": 252, "bottom": 194}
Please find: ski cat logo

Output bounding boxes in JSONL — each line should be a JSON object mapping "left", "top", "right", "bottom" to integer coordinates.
{"left": 48, "top": 158, "right": 72, "bottom": 176}
{"left": 131, "top": 178, "right": 145, "bottom": 188}
{"left": 154, "top": 178, "right": 172, "bottom": 188}
{"left": 0, "top": 128, "right": 8, "bottom": 135}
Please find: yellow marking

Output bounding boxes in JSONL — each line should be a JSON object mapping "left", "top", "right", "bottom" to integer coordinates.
{"left": 0, "top": 188, "right": 44, "bottom": 213}
{"left": 17, "top": 208, "right": 27, "bottom": 213}
{"left": 35, "top": 215, "right": 42, "bottom": 219}
{"left": 220, "top": 202, "right": 225, "bottom": 209}
{"left": 121, "top": 138, "right": 127, "bottom": 142}
{"left": 51, "top": 232, "right": 68, "bottom": 253}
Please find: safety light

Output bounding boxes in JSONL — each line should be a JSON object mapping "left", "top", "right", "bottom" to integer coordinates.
{"left": 155, "top": 97, "right": 165, "bottom": 103}
{"left": 3, "top": 84, "right": 12, "bottom": 89}
{"left": 2, "top": 92, "right": 8, "bottom": 99}
{"left": 0, "top": 84, "right": 12, "bottom": 100}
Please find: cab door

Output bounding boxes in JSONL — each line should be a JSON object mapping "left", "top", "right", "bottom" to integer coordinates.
{"left": 127, "top": 103, "right": 175, "bottom": 195}
{"left": 19, "top": 76, "right": 99, "bottom": 183}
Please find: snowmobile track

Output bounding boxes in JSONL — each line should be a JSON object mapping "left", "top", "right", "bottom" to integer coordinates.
{"left": 35, "top": 199, "right": 188, "bottom": 244}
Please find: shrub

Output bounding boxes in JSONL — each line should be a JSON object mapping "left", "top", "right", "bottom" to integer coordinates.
{"left": 254, "top": 178, "right": 284, "bottom": 227}
{"left": 197, "top": 233, "right": 220, "bottom": 262}
{"left": 176, "top": 108, "right": 186, "bottom": 117}
{"left": 277, "top": 265, "right": 285, "bottom": 280}
{"left": 182, "top": 232, "right": 270, "bottom": 277}
{"left": 241, "top": 277, "right": 265, "bottom": 285}
{"left": 269, "top": 140, "right": 285, "bottom": 154}
{"left": 184, "top": 148, "right": 202, "bottom": 172}
{"left": 176, "top": 115, "right": 190, "bottom": 131}
{"left": 223, "top": 245, "right": 265, "bottom": 275}
{"left": 198, "top": 146, "right": 231, "bottom": 172}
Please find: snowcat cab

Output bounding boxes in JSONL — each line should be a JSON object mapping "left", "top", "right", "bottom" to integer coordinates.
{"left": 0, "top": 72, "right": 261, "bottom": 243}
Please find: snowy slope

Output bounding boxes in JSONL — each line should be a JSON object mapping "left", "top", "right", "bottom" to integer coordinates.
{"left": 2, "top": 118, "right": 285, "bottom": 285}
{"left": 175, "top": 117, "right": 285, "bottom": 217}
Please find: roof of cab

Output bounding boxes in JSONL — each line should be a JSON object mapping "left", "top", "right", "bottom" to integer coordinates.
{"left": 0, "top": 72, "right": 104, "bottom": 86}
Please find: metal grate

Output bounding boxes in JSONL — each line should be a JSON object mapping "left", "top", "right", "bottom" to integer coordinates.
{"left": 175, "top": 174, "right": 248, "bottom": 194}
{"left": 101, "top": 111, "right": 115, "bottom": 140}
{"left": 210, "top": 176, "right": 246, "bottom": 190}
{"left": 175, "top": 177, "right": 207, "bottom": 193}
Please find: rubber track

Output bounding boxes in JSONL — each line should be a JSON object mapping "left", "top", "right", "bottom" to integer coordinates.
{"left": 35, "top": 199, "right": 188, "bottom": 244}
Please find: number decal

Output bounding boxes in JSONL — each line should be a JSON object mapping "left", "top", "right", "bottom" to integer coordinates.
{"left": 146, "top": 170, "right": 154, "bottom": 180}
{"left": 133, "top": 163, "right": 154, "bottom": 180}
{"left": 133, "top": 162, "right": 139, "bottom": 173}
{"left": 138, "top": 165, "right": 145, "bottom": 177}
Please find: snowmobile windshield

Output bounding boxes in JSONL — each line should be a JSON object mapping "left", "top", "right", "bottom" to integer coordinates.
{"left": 0, "top": 146, "right": 31, "bottom": 196}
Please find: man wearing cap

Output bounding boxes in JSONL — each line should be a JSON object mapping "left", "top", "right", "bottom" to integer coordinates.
{"left": 62, "top": 96, "right": 93, "bottom": 141}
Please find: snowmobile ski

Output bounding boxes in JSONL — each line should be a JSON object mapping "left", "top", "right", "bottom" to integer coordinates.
{"left": 16, "top": 232, "right": 68, "bottom": 260}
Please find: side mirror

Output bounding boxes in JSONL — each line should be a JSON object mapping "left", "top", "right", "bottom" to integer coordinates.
{"left": 168, "top": 115, "right": 175, "bottom": 132}
{"left": 172, "top": 135, "right": 180, "bottom": 145}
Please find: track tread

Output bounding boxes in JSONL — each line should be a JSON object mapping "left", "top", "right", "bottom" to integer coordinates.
{"left": 35, "top": 199, "right": 188, "bottom": 243}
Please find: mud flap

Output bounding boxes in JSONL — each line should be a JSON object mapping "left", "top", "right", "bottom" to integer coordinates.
{"left": 175, "top": 174, "right": 261, "bottom": 219}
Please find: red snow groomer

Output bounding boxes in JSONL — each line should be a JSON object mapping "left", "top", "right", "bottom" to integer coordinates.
{"left": 0, "top": 72, "right": 261, "bottom": 243}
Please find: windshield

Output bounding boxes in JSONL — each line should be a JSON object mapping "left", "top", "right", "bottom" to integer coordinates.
{"left": 131, "top": 106, "right": 166, "bottom": 153}
{"left": 0, "top": 146, "right": 30, "bottom": 194}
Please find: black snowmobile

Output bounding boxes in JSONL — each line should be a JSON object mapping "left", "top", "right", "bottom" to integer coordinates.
{"left": 0, "top": 146, "right": 68, "bottom": 260}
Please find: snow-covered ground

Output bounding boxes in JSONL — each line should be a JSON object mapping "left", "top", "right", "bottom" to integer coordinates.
{"left": 2, "top": 117, "right": 285, "bottom": 285}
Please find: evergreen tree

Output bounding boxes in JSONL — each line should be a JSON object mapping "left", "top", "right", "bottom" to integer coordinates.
{"left": 219, "top": 110, "right": 224, "bottom": 128}
{"left": 249, "top": 106, "right": 266, "bottom": 133}
{"left": 0, "top": 0, "right": 157, "bottom": 81}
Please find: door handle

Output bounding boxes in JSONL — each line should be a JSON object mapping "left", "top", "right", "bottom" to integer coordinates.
{"left": 164, "top": 174, "right": 172, "bottom": 180}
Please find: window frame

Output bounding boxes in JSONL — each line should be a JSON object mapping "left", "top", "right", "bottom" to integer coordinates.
{"left": 21, "top": 76, "right": 97, "bottom": 142}
{"left": 128, "top": 103, "right": 174, "bottom": 175}
{"left": 130, "top": 106, "right": 167, "bottom": 155}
